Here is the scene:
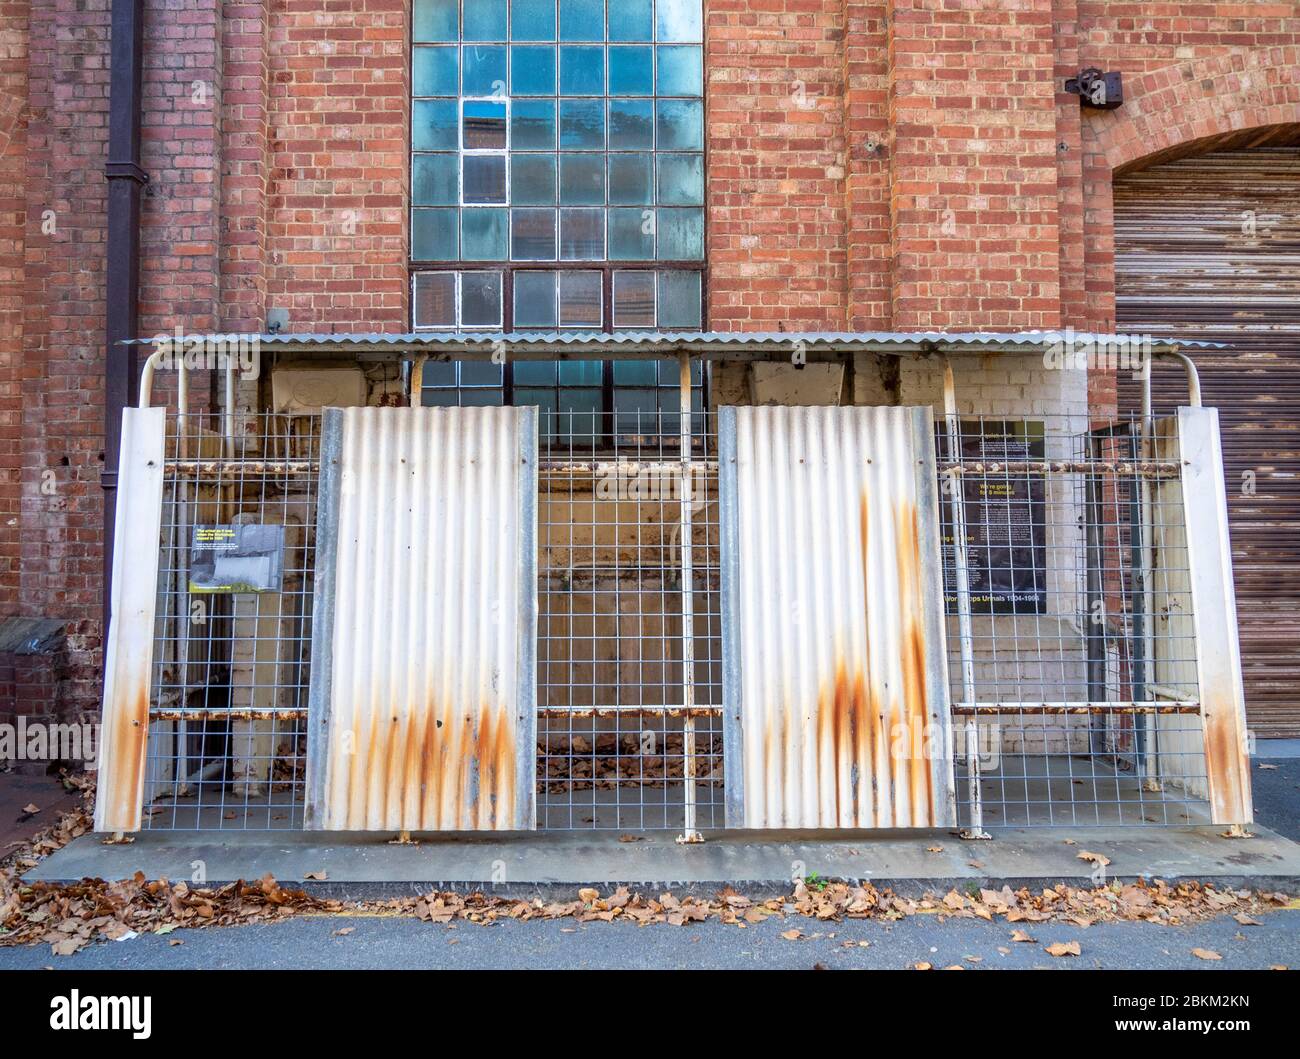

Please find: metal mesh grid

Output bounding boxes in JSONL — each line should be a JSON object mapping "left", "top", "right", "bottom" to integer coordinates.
{"left": 535, "top": 406, "right": 723, "bottom": 830}
{"left": 939, "top": 412, "right": 1210, "bottom": 829}
{"left": 141, "top": 410, "right": 320, "bottom": 830}
{"left": 132, "top": 392, "right": 1212, "bottom": 833}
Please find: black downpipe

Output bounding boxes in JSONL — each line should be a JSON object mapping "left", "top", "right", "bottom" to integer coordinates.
{"left": 102, "top": 0, "right": 148, "bottom": 634}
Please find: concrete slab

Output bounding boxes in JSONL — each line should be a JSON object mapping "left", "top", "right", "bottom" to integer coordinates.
{"left": 24, "top": 824, "right": 1300, "bottom": 898}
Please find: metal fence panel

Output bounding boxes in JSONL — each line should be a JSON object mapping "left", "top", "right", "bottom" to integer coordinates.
{"left": 720, "top": 405, "right": 954, "bottom": 829}
{"left": 1174, "top": 406, "right": 1253, "bottom": 826}
{"left": 94, "top": 406, "right": 167, "bottom": 833}
{"left": 305, "top": 406, "right": 537, "bottom": 831}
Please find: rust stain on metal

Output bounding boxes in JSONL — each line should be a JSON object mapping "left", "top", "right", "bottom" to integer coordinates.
{"left": 1202, "top": 680, "right": 1251, "bottom": 825}
{"left": 730, "top": 405, "right": 949, "bottom": 829}
{"left": 101, "top": 685, "right": 149, "bottom": 831}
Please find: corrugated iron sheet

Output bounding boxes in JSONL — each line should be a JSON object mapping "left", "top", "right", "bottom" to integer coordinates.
{"left": 94, "top": 407, "right": 167, "bottom": 833}
{"left": 125, "top": 330, "right": 1207, "bottom": 359}
{"left": 719, "top": 405, "right": 953, "bottom": 829}
{"left": 305, "top": 406, "right": 537, "bottom": 831}
{"left": 1116, "top": 146, "right": 1300, "bottom": 737}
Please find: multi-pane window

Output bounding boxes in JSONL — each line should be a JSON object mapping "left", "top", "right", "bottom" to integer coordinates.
{"left": 410, "top": 0, "right": 706, "bottom": 443}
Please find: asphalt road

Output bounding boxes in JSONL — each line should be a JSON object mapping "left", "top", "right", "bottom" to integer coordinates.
{"left": 1250, "top": 759, "right": 1300, "bottom": 843}
{"left": 1, "top": 908, "right": 1296, "bottom": 970}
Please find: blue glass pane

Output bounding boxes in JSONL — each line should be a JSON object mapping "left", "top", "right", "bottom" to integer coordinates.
{"left": 560, "top": 99, "right": 604, "bottom": 149}
{"left": 655, "top": 45, "right": 702, "bottom": 96}
{"left": 464, "top": 0, "right": 507, "bottom": 40}
{"left": 607, "top": 99, "right": 653, "bottom": 148}
{"left": 656, "top": 98, "right": 703, "bottom": 150}
{"left": 560, "top": 154, "right": 605, "bottom": 205}
{"left": 614, "top": 389, "right": 660, "bottom": 435}
{"left": 412, "top": 0, "right": 457, "bottom": 42}
{"left": 559, "top": 208, "right": 605, "bottom": 259}
{"left": 609, "top": 0, "right": 652, "bottom": 41}
{"left": 461, "top": 208, "right": 509, "bottom": 259}
{"left": 655, "top": 0, "right": 702, "bottom": 42}
{"left": 461, "top": 361, "right": 504, "bottom": 386}
{"left": 411, "top": 209, "right": 457, "bottom": 260}
{"left": 656, "top": 153, "right": 703, "bottom": 205}
{"left": 511, "top": 45, "right": 556, "bottom": 96}
{"left": 608, "top": 153, "right": 653, "bottom": 204}
{"left": 463, "top": 155, "right": 506, "bottom": 203}
{"left": 613, "top": 359, "right": 657, "bottom": 384}
{"left": 608, "top": 208, "right": 654, "bottom": 260}
{"left": 657, "top": 208, "right": 704, "bottom": 259}
{"left": 559, "top": 360, "right": 604, "bottom": 385}
{"left": 513, "top": 361, "right": 557, "bottom": 385}
{"left": 560, "top": 46, "right": 605, "bottom": 95}
{"left": 462, "top": 99, "right": 507, "bottom": 148}
{"left": 515, "top": 389, "right": 558, "bottom": 431}
{"left": 461, "top": 390, "right": 505, "bottom": 407}
{"left": 512, "top": 0, "right": 557, "bottom": 41}
{"left": 557, "top": 387, "right": 601, "bottom": 426}
{"left": 460, "top": 272, "right": 503, "bottom": 327}
{"left": 412, "top": 99, "right": 457, "bottom": 151}
{"left": 657, "top": 270, "right": 702, "bottom": 328}
{"left": 511, "top": 100, "right": 556, "bottom": 149}
{"left": 514, "top": 271, "right": 558, "bottom": 327}
{"left": 512, "top": 153, "right": 557, "bottom": 205}
{"left": 422, "top": 361, "right": 457, "bottom": 385}
{"left": 463, "top": 45, "right": 508, "bottom": 96}
{"left": 412, "top": 154, "right": 458, "bottom": 205}
{"left": 413, "top": 46, "right": 458, "bottom": 96}
{"left": 511, "top": 208, "right": 558, "bottom": 260}
{"left": 560, "top": 0, "right": 603, "bottom": 41}
{"left": 608, "top": 46, "right": 652, "bottom": 95}
{"left": 422, "top": 389, "right": 459, "bottom": 407}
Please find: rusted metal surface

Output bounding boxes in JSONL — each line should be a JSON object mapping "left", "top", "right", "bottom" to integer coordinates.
{"left": 720, "top": 405, "right": 953, "bottom": 829}
{"left": 1175, "top": 407, "right": 1254, "bottom": 825}
{"left": 1115, "top": 146, "right": 1300, "bottom": 737}
{"left": 305, "top": 406, "right": 537, "bottom": 832}
{"left": 94, "top": 406, "right": 167, "bottom": 833}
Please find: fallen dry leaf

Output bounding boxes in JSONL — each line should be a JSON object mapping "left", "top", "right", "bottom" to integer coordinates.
{"left": 913, "top": 961, "right": 933, "bottom": 970}
{"left": 1045, "top": 941, "right": 1081, "bottom": 957}
{"left": 304, "top": 870, "right": 328, "bottom": 881}
{"left": 1076, "top": 850, "right": 1111, "bottom": 867}
{"left": 1233, "top": 913, "right": 1262, "bottom": 926}
{"left": 333, "top": 927, "right": 354, "bottom": 936}
{"left": 781, "top": 929, "right": 803, "bottom": 941}
{"left": 1010, "top": 929, "right": 1037, "bottom": 943}
{"left": 1191, "top": 948, "right": 1222, "bottom": 961}
{"left": 20, "top": 804, "right": 39, "bottom": 815}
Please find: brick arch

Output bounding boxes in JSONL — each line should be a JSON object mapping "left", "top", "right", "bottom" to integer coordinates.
{"left": 1092, "top": 46, "right": 1300, "bottom": 174}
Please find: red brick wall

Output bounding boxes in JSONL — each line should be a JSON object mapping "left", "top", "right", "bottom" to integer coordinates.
{"left": 0, "top": 0, "right": 1296, "bottom": 718}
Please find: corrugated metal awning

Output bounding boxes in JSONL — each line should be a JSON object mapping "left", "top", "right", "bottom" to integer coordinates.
{"left": 125, "top": 329, "right": 1213, "bottom": 362}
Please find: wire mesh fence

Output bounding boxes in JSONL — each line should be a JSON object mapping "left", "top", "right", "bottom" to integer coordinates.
{"left": 939, "top": 412, "right": 1209, "bottom": 828}
{"left": 132, "top": 393, "right": 1211, "bottom": 832}
{"left": 535, "top": 406, "right": 723, "bottom": 830}
{"left": 141, "top": 410, "right": 319, "bottom": 830}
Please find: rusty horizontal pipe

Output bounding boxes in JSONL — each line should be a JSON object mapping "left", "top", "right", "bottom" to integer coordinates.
{"left": 939, "top": 460, "right": 1181, "bottom": 477}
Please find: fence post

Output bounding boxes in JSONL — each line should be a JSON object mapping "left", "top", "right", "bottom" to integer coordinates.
{"left": 676, "top": 353, "right": 703, "bottom": 843}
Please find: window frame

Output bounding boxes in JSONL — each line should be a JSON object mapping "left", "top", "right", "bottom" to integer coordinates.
{"left": 407, "top": 0, "right": 709, "bottom": 449}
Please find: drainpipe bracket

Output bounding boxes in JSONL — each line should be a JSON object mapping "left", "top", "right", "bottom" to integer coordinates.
{"left": 105, "top": 160, "right": 150, "bottom": 185}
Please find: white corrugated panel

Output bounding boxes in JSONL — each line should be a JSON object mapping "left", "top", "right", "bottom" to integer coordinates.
{"left": 720, "top": 405, "right": 953, "bottom": 829}
{"left": 94, "top": 406, "right": 167, "bottom": 833}
{"left": 306, "top": 406, "right": 537, "bottom": 831}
